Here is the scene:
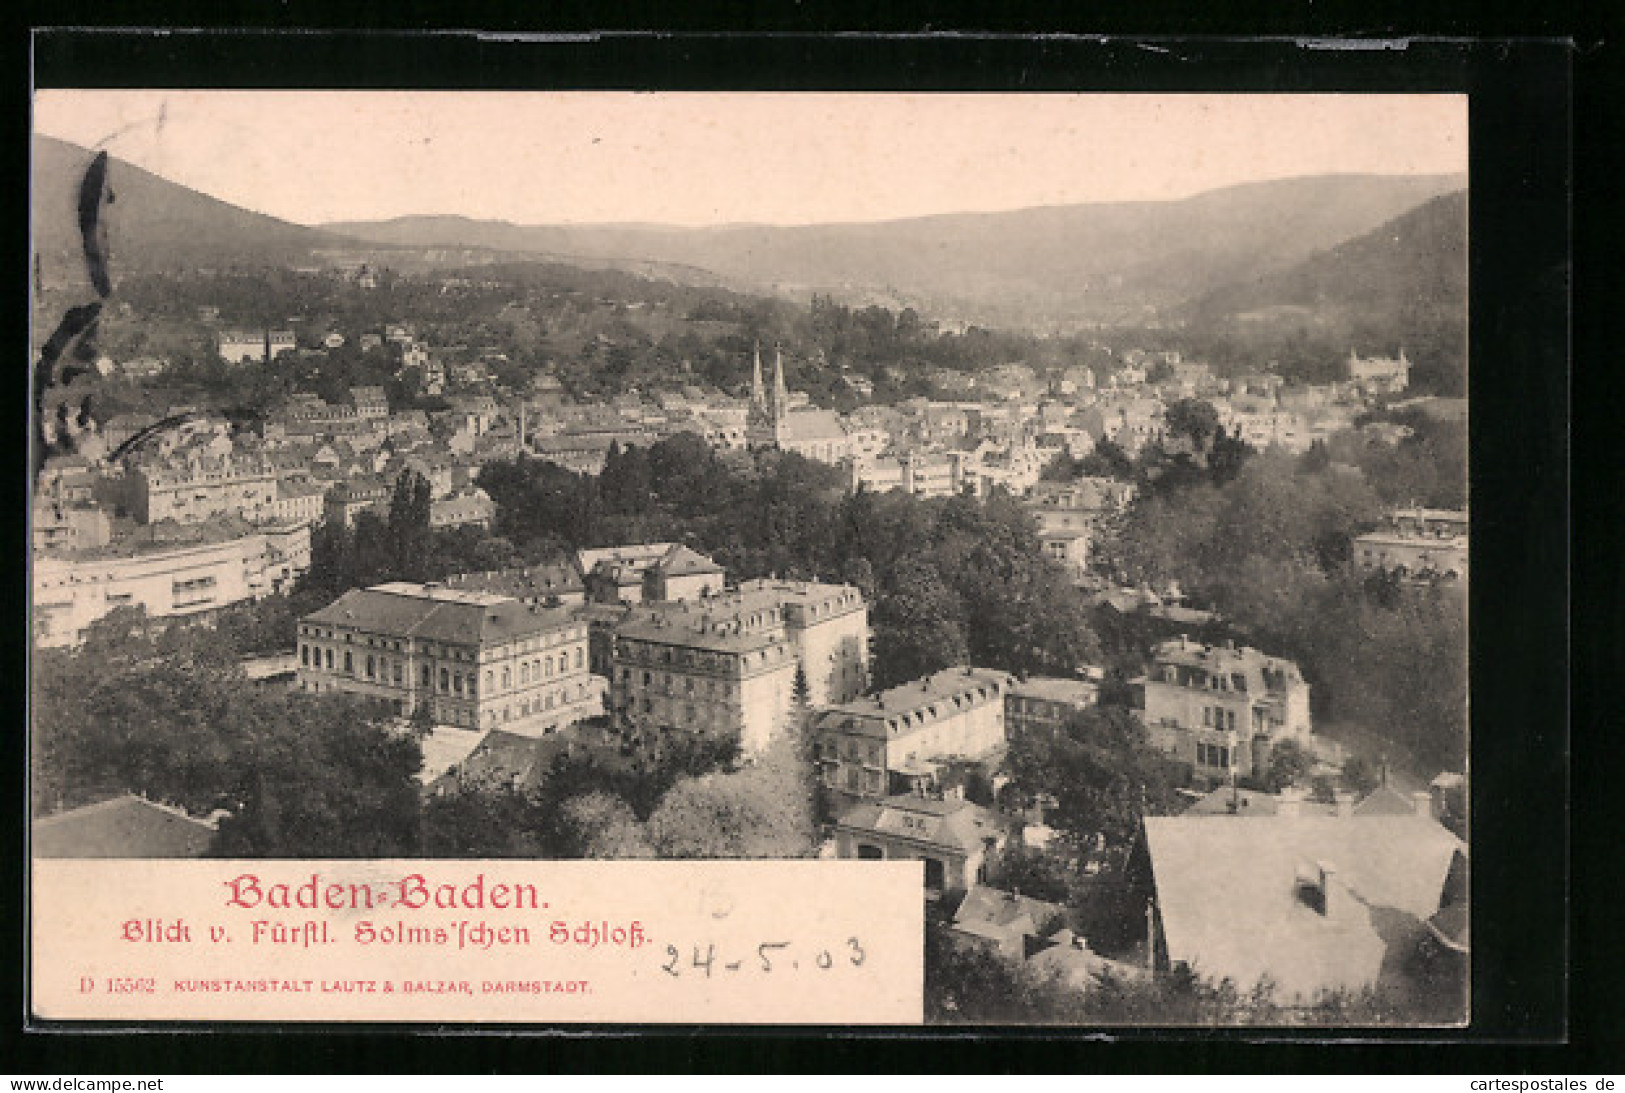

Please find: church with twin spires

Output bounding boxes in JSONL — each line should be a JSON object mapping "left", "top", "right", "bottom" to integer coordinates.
{"left": 745, "top": 342, "right": 854, "bottom": 465}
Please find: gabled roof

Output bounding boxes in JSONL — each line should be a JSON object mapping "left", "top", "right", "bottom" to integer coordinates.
{"left": 1027, "top": 928, "right": 1150, "bottom": 989}
{"left": 952, "top": 885, "right": 1064, "bottom": 941}
{"left": 1352, "top": 786, "right": 1427, "bottom": 817}
{"left": 1141, "top": 815, "right": 1463, "bottom": 1002}
{"left": 835, "top": 794, "right": 1013, "bottom": 856}
{"left": 652, "top": 543, "right": 725, "bottom": 577}
{"left": 444, "top": 729, "right": 572, "bottom": 792}
{"left": 778, "top": 409, "right": 849, "bottom": 443}
{"left": 33, "top": 795, "right": 216, "bottom": 858}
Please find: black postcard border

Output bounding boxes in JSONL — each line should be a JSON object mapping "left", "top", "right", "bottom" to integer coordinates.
{"left": 8, "top": 27, "right": 1581, "bottom": 1074}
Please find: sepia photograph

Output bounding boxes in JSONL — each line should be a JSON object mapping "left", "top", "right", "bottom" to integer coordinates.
{"left": 29, "top": 85, "right": 1474, "bottom": 1029}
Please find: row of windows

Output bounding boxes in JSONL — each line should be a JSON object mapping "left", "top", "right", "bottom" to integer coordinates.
{"left": 1201, "top": 706, "right": 1240, "bottom": 731}
{"left": 1196, "top": 742, "right": 1233, "bottom": 769}
{"left": 299, "top": 644, "right": 584, "bottom": 692}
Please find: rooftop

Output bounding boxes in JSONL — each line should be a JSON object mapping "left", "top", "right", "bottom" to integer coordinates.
{"left": 1008, "top": 675, "right": 1100, "bottom": 706}
{"left": 33, "top": 795, "right": 217, "bottom": 858}
{"left": 821, "top": 666, "right": 1012, "bottom": 727}
{"left": 303, "top": 583, "right": 579, "bottom": 645}
{"left": 835, "top": 794, "right": 1013, "bottom": 855}
{"left": 1142, "top": 814, "right": 1463, "bottom": 1002}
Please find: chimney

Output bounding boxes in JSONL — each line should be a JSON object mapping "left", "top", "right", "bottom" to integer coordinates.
{"left": 1334, "top": 790, "right": 1356, "bottom": 818}
{"left": 1277, "top": 786, "right": 1303, "bottom": 818}
{"left": 1412, "top": 790, "right": 1436, "bottom": 819}
{"left": 1317, "top": 861, "right": 1344, "bottom": 919}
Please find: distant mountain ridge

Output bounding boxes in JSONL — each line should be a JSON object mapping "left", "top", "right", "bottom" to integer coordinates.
{"left": 324, "top": 172, "right": 1466, "bottom": 327}
{"left": 31, "top": 134, "right": 353, "bottom": 283}
{"left": 1176, "top": 190, "right": 1468, "bottom": 394}
{"left": 33, "top": 132, "right": 1465, "bottom": 341}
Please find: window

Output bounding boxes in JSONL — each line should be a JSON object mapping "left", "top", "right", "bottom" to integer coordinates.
{"left": 344, "top": 651, "right": 354, "bottom": 675}
{"left": 558, "top": 653, "right": 568, "bottom": 674}
{"left": 502, "top": 667, "right": 511, "bottom": 689}
{"left": 366, "top": 655, "right": 375, "bottom": 678}
{"left": 545, "top": 659, "right": 553, "bottom": 678}
{"left": 325, "top": 649, "right": 334, "bottom": 671}
{"left": 393, "top": 663, "right": 403, "bottom": 684}
{"left": 423, "top": 664, "right": 432, "bottom": 687}
{"left": 454, "top": 674, "right": 463, "bottom": 695}
{"left": 439, "top": 668, "right": 449, "bottom": 692}
{"left": 521, "top": 663, "right": 530, "bottom": 684}
{"left": 574, "top": 648, "right": 583, "bottom": 669}
{"left": 300, "top": 645, "right": 309, "bottom": 667}
{"left": 486, "top": 670, "right": 494, "bottom": 690}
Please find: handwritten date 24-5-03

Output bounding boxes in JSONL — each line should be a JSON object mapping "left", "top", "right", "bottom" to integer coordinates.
{"left": 661, "top": 939, "right": 866, "bottom": 978}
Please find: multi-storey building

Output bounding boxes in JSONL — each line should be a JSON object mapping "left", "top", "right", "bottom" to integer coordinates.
{"left": 443, "top": 561, "right": 587, "bottom": 607}
{"left": 217, "top": 329, "right": 295, "bottom": 364}
{"left": 127, "top": 455, "right": 277, "bottom": 526}
{"left": 1139, "top": 636, "right": 1313, "bottom": 787}
{"left": 832, "top": 794, "right": 1014, "bottom": 897}
{"left": 429, "top": 488, "right": 495, "bottom": 531}
{"left": 31, "top": 499, "right": 112, "bottom": 555}
{"left": 271, "top": 480, "right": 327, "bottom": 525}
{"left": 732, "top": 578, "right": 869, "bottom": 707}
{"left": 297, "top": 582, "right": 593, "bottom": 737}
{"left": 609, "top": 598, "right": 798, "bottom": 754}
{"left": 1354, "top": 508, "right": 1468, "bottom": 581}
{"left": 578, "top": 543, "right": 725, "bottom": 605}
{"left": 323, "top": 477, "right": 392, "bottom": 528}
{"left": 813, "top": 666, "right": 1013, "bottom": 803}
{"left": 32, "top": 526, "right": 301, "bottom": 648}
{"left": 1347, "top": 348, "right": 1411, "bottom": 395}
{"left": 1005, "top": 675, "right": 1100, "bottom": 736}
{"left": 850, "top": 452, "right": 967, "bottom": 497}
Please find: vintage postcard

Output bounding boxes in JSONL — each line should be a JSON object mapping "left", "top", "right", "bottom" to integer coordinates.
{"left": 29, "top": 86, "right": 1471, "bottom": 1028}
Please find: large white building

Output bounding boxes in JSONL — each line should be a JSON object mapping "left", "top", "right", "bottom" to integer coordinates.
{"left": 609, "top": 579, "right": 869, "bottom": 754}
{"left": 32, "top": 523, "right": 310, "bottom": 649}
{"left": 297, "top": 582, "right": 594, "bottom": 737}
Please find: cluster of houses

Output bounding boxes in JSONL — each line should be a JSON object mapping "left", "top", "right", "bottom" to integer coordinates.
{"left": 32, "top": 309, "right": 1467, "bottom": 1016}
{"left": 34, "top": 514, "right": 1467, "bottom": 1010}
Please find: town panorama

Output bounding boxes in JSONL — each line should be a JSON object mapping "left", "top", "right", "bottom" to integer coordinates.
{"left": 30, "top": 119, "right": 1468, "bottom": 1026}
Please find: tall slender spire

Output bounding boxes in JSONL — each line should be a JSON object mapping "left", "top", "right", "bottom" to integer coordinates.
{"left": 751, "top": 342, "right": 766, "bottom": 409}
{"left": 772, "top": 343, "right": 789, "bottom": 421}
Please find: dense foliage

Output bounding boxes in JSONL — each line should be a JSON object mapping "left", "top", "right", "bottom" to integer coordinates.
{"left": 478, "top": 435, "right": 1100, "bottom": 688}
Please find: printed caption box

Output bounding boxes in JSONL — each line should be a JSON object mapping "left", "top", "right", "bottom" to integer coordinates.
{"left": 32, "top": 860, "right": 923, "bottom": 1024}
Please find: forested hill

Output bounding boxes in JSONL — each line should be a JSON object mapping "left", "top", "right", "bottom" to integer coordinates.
{"left": 323, "top": 173, "right": 1466, "bottom": 329}
{"left": 31, "top": 135, "right": 354, "bottom": 284}
{"left": 1171, "top": 191, "right": 1468, "bottom": 395}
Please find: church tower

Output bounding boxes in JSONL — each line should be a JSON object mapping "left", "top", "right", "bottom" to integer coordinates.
{"left": 747, "top": 341, "right": 783, "bottom": 449}
{"left": 770, "top": 344, "right": 790, "bottom": 436}
{"left": 750, "top": 341, "right": 767, "bottom": 413}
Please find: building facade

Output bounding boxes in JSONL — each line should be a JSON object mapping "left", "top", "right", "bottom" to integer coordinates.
{"left": 1140, "top": 637, "right": 1313, "bottom": 787}
{"left": 832, "top": 794, "right": 1014, "bottom": 896}
{"left": 32, "top": 529, "right": 298, "bottom": 648}
{"left": 297, "top": 582, "right": 594, "bottom": 737}
{"left": 813, "top": 666, "right": 1012, "bottom": 803}
{"left": 1005, "top": 675, "right": 1101, "bottom": 736}
{"left": 1347, "top": 348, "right": 1411, "bottom": 395}
{"left": 609, "top": 598, "right": 798, "bottom": 755}
{"left": 1354, "top": 508, "right": 1468, "bottom": 581}
{"left": 733, "top": 578, "right": 870, "bottom": 707}
{"left": 128, "top": 456, "right": 278, "bottom": 526}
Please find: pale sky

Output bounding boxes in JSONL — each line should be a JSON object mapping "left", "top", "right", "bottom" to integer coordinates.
{"left": 32, "top": 91, "right": 1467, "bottom": 228}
